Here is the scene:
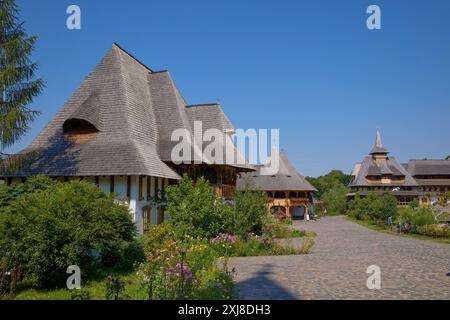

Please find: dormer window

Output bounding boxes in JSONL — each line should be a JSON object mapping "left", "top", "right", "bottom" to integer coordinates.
{"left": 63, "top": 118, "right": 99, "bottom": 143}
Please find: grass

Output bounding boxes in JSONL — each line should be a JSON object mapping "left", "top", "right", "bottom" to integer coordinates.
{"left": 346, "top": 216, "right": 450, "bottom": 244}
{"left": 14, "top": 268, "right": 146, "bottom": 300}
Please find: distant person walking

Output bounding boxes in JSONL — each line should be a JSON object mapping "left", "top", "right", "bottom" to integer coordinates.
{"left": 387, "top": 216, "right": 393, "bottom": 231}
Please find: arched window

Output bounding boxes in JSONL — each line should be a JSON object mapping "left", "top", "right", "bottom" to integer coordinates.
{"left": 63, "top": 118, "right": 99, "bottom": 143}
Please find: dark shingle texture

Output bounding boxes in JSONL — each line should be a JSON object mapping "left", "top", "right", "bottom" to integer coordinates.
{"left": 350, "top": 156, "right": 418, "bottom": 187}
{"left": 1, "top": 44, "right": 249, "bottom": 178}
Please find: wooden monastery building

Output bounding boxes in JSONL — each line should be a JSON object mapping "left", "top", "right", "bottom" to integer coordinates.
{"left": 0, "top": 44, "right": 252, "bottom": 234}
{"left": 237, "top": 151, "right": 317, "bottom": 220}
{"left": 348, "top": 131, "right": 450, "bottom": 206}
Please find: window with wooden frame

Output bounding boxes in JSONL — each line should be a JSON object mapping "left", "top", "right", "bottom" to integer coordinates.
{"left": 142, "top": 206, "right": 151, "bottom": 233}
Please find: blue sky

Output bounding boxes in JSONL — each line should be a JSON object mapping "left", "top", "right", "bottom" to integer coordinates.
{"left": 7, "top": 0, "right": 450, "bottom": 177}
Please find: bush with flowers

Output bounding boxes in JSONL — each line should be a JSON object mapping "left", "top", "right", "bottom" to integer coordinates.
{"left": 135, "top": 177, "right": 314, "bottom": 300}
{"left": 137, "top": 224, "right": 234, "bottom": 300}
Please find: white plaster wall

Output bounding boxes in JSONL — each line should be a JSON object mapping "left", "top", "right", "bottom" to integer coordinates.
{"left": 115, "top": 176, "right": 127, "bottom": 200}
{"left": 99, "top": 177, "right": 110, "bottom": 194}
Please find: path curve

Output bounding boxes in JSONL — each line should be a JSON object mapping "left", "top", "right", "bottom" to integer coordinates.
{"left": 229, "top": 216, "right": 450, "bottom": 300}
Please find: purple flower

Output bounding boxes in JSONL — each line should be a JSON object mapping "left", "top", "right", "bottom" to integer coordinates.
{"left": 167, "top": 267, "right": 175, "bottom": 275}
{"left": 182, "top": 270, "right": 193, "bottom": 276}
{"left": 183, "top": 276, "right": 193, "bottom": 284}
{"left": 176, "top": 263, "right": 182, "bottom": 269}
{"left": 127, "top": 278, "right": 133, "bottom": 285}
{"left": 215, "top": 283, "right": 223, "bottom": 288}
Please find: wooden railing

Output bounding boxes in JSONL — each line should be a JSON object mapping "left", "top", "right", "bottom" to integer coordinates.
{"left": 268, "top": 197, "right": 309, "bottom": 207}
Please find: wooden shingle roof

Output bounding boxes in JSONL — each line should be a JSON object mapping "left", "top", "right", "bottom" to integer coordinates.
{"left": 1, "top": 44, "right": 249, "bottom": 178}
{"left": 237, "top": 151, "right": 317, "bottom": 192}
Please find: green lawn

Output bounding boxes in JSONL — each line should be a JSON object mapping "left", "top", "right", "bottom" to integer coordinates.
{"left": 14, "top": 269, "right": 146, "bottom": 300}
{"left": 346, "top": 216, "right": 450, "bottom": 244}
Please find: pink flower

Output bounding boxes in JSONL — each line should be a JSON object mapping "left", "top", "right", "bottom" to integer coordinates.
{"left": 146, "top": 256, "right": 153, "bottom": 262}
{"left": 127, "top": 279, "right": 133, "bottom": 285}
{"left": 107, "top": 275, "right": 112, "bottom": 282}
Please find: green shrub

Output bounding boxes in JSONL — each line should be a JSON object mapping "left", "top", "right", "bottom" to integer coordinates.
{"left": 411, "top": 208, "right": 435, "bottom": 227}
{"left": 137, "top": 233, "right": 233, "bottom": 300}
{"left": 116, "top": 239, "right": 146, "bottom": 271}
{"left": 415, "top": 224, "right": 449, "bottom": 238}
{"left": 165, "top": 175, "right": 232, "bottom": 238}
{"left": 398, "top": 207, "right": 414, "bottom": 223}
{"left": 143, "top": 222, "right": 178, "bottom": 256}
{"left": 233, "top": 180, "right": 268, "bottom": 237}
{"left": 0, "top": 177, "right": 136, "bottom": 288}
{"left": 348, "top": 192, "right": 398, "bottom": 223}
{"left": 409, "top": 198, "right": 420, "bottom": 209}
{"left": 299, "top": 237, "right": 315, "bottom": 254}
{"left": 320, "top": 183, "right": 348, "bottom": 215}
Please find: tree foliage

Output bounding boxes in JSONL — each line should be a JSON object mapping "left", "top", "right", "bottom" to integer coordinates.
{"left": 165, "top": 175, "right": 232, "bottom": 238}
{"left": 233, "top": 179, "right": 268, "bottom": 237}
{"left": 165, "top": 175, "right": 268, "bottom": 239}
{"left": 0, "top": 0, "right": 44, "bottom": 151}
{"left": 0, "top": 176, "right": 136, "bottom": 288}
{"left": 348, "top": 192, "right": 398, "bottom": 222}
{"left": 307, "top": 170, "right": 351, "bottom": 215}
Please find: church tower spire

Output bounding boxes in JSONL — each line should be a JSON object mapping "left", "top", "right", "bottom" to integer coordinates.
{"left": 370, "top": 130, "right": 389, "bottom": 159}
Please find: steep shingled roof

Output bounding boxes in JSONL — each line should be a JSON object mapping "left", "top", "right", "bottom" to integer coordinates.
{"left": 237, "top": 151, "right": 317, "bottom": 191}
{"left": 1, "top": 44, "right": 249, "bottom": 178}
{"left": 349, "top": 156, "right": 418, "bottom": 187}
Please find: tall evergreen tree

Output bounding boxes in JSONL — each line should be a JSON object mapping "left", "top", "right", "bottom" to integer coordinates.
{"left": 0, "top": 0, "right": 44, "bottom": 154}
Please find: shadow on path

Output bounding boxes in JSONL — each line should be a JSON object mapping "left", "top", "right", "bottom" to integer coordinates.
{"left": 234, "top": 264, "right": 298, "bottom": 300}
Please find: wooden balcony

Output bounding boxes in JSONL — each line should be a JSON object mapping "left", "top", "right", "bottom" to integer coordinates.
{"left": 268, "top": 197, "right": 310, "bottom": 207}
{"left": 213, "top": 184, "right": 235, "bottom": 199}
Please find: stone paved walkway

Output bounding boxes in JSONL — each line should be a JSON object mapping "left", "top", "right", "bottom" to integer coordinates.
{"left": 229, "top": 216, "right": 450, "bottom": 300}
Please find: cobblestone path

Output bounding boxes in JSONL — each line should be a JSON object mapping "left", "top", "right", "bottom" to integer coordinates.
{"left": 229, "top": 216, "right": 450, "bottom": 299}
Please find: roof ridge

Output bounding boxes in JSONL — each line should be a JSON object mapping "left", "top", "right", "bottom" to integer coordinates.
{"left": 112, "top": 42, "right": 154, "bottom": 73}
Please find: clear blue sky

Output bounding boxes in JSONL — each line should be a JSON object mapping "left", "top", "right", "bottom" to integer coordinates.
{"left": 7, "top": 0, "right": 450, "bottom": 177}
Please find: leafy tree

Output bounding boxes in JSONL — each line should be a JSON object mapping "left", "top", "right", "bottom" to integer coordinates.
{"left": 307, "top": 170, "right": 350, "bottom": 215}
{"left": 446, "top": 155, "right": 450, "bottom": 160}
{"left": 348, "top": 192, "right": 398, "bottom": 223}
{"left": 306, "top": 170, "right": 351, "bottom": 199}
{"left": 320, "top": 183, "right": 348, "bottom": 215}
{"left": 0, "top": 0, "right": 44, "bottom": 153}
{"left": 409, "top": 198, "right": 420, "bottom": 209}
{"left": 233, "top": 179, "right": 268, "bottom": 236}
{"left": 165, "top": 175, "right": 268, "bottom": 238}
{"left": 165, "top": 175, "right": 232, "bottom": 238}
{"left": 0, "top": 177, "right": 136, "bottom": 287}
